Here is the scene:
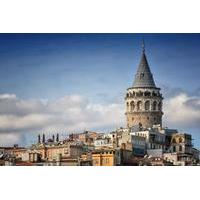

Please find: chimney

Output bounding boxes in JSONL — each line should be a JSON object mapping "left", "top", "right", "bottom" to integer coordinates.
{"left": 38, "top": 134, "right": 41, "bottom": 144}
{"left": 42, "top": 134, "right": 45, "bottom": 143}
{"left": 56, "top": 133, "right": 59, "bottom": 142}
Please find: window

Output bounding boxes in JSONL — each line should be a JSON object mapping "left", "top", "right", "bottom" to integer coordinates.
{"left": 105, "top": 158, "right": 109, "bottom": 164}
{"left": 173, "top": 146, "right": 176, "bottom": 152}
{"left": 137, "top": 101, "right": 142, "bottom": 110}
{"left": 152, "top": 101, "right": 157, "bottom": 110}
{"left": 145, "top": 101, "right": 150, "bottom": 110}
{"left": 144, "top": 91, "right": 150, "bottom": 97}
{"left": 130, "top": 101, "right": 135, "bottom": 111}
{"left": 140, "top": 73, "right": 144, "bottom": 79}
{"left": 179, "top": 146, "right": 182, "bottom": 152}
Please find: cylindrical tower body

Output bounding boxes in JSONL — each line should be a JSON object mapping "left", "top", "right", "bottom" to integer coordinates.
{"left": 125, "top": 87, "right": 163, "bottom": 128}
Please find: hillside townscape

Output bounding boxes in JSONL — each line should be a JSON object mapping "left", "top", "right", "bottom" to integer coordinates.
{"left": 0, "top": 42, "right": 199, "bottom": 166}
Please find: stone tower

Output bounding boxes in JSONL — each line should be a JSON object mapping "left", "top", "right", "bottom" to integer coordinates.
{"left": 125, "top": 42, "right": 163, "bottom": 128}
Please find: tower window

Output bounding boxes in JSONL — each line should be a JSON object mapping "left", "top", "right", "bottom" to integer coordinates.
{"left": 144, "top": 91, "right": 150, "bottom": 96}
{"left": 130, "top": 101, "right": 135, "bottom": 111}
{"left": 132, "top": 117, "right": 134, "bottom": 121}
{"left": 145, "top": 100, "right": 150, "bottom": 110}
{"left": 127, "top": 102, "right": 129, "bottom": 111}
{"left": 137, "top": 101, "right": 142, "bottom": 110}
{"left": 147, "top": 117, "right": 149, "bottom": 120}
{"left": 152, "top": 101, "right": 157, "bottom": 111}
{"left": 140, "top": 73, "right": 144, "bottom": 79}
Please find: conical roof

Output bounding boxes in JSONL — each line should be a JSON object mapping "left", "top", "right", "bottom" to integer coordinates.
{"left": 133, "top": 51, "right": 156, "bottom": 88}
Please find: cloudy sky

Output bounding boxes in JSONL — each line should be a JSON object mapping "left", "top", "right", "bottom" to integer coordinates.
{"left": 0, "top": 33, "right": 199, "bottom": 147}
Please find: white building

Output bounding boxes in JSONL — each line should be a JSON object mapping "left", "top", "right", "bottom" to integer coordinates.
{"left": 130, "top": 128, "right": 166, "bottom": 150}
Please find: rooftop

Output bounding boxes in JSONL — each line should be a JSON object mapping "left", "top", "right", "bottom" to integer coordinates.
{"left": 132, "top": 47, "right": 156, "bottom": 88}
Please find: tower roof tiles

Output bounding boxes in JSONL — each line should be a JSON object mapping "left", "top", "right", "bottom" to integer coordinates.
{"left": 133, "top": 51, "right": 156, "bottom": 88}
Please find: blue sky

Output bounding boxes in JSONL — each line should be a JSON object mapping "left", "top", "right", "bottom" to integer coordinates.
{"left": 0, "top": 33, "right": 199, "bottom": 147}
{"left": 0, "top": 33, "right": 199, "bottom": 101}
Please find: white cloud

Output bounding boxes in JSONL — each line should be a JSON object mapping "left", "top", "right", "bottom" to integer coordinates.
{"left": 0, "top": 94, "right": 125, "bottom": 145}
{"left": 0, "top": 91, "right": 199, "bottom": 146}
{"left": 163, "top": 93, "right": 200, "bottom": 128}
{"left": 0, "top": 133, "right": 22, "bottom": 146}
{"left": 0, "top": 94, "right": 17, "bottom": 100}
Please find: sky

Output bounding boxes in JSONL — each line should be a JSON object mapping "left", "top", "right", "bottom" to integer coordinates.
{"left": 0, "top": 33, "right": 199, "bottom": 147}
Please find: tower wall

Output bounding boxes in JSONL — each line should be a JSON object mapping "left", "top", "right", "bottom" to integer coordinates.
{"left": 125, "top": 88, "right": 163, "bottom": 128}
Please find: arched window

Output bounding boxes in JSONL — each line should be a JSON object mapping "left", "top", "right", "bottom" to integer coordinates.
{"left": 138, "top": 91, "right": 143, "bottom": 96}
{"left": 130, "top": 101, "right": 135, "bottom": 111}
{"left": 158, "top": 102, "right": 162, "bottom": 111}
{"left": 144, "top": 91, "right": 150, "bottom": 97}
{"left": 126, "top": 102, "right": 129, "bottom": 111}
{"left": 145, "top": 100, "right": 150, "bottom": 110}
{"left": 132, "top": 92, "right": 135, "bottom": 97}
{"left": 152, "top": 101, "right": 157, "bottom": 111}
{"left": 126, "top": 93, "right": 129, "bottom": 98}
{"left": 137, "top": 101, "right": 142, "bottom": 110}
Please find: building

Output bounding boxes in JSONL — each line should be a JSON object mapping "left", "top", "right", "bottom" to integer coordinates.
{"left": 94, "top": 137, "right": 113, "bottom": 149}
{"left": 81, "top": 148, "right": 124, "bottom": 166}
{"left": 168, "top": 133, "right": 192, "bottom": 154}
{"left": 31, "top": 141, "right": 85, "bottom": 162}
{"left": 0, "top": 146, "right": 28, "bottom": 161}
{"left": 125, "top": 42, "right": 163, "bottom": 128}
{"left": 191, "top": 148, "right": 200, "bottom": 164}
{"left": 81, "top": 149, "right": 114, "bottom": 166}
{"left": 130, "top": 126, "right": 166, "bottom": 151}
{"left": 117, "top": 131, "right": 132, "bottom": 150}
{"left": 77, "top": 131, "right": 98, "bottom": 145}
{"left": 131, "top": 135, "right": 146, "bottom": 156}
{"left": 163, "top": 132, "right": 195, "bottom": 165}
{"left": 91, "top": 149, "right": 116, "bottom": 166}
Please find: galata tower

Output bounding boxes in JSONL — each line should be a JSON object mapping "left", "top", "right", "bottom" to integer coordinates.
{"left": 125, "top": 42, "right": 163, "bottom": 128}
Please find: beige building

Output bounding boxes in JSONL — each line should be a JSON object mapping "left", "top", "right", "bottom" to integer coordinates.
{"left": 31, "top": 142, "right": 84, "bottom": 161}
{"left": 78, "top": 131, "right": 98, "bottom": 145}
